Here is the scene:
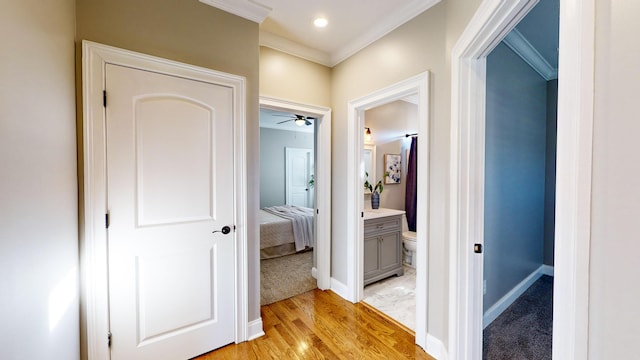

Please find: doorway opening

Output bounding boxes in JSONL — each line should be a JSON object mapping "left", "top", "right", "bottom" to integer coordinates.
{"left": 360, "top": 98, "right": 420, "bottom": 332}
{"left": 345, "top": 72, "right": 431, "bottom": 350}
{"left": 449, "top": 0, "right": 594, "bottom": 358}
{"left": 258, "top": 97, "right": 332, "bottom": 306}
{"left": 482, "top": 1, "right": 558, "bottom": 358}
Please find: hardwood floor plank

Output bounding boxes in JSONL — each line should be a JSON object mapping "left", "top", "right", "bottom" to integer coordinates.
{"left": 286, "top": 295, "right": 364, "bottom": 358}
{"left": 195, "top": 289, "right": 435, "bottom": 360}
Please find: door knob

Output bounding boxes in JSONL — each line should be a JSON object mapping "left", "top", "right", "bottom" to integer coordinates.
{"left": 213, "top": 225, "right": 232, "bottom": 235}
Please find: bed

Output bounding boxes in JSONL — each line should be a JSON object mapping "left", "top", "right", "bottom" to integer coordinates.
{"left": 260, "top": 205, "right": 314, "bottom": 259}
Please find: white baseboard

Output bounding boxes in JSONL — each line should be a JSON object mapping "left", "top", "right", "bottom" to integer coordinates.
{"left": 541, "top": 264, "right": 554, "bottom": 277}
{"left": 483, "top": 264, "right": 551, "bottom": 329}
{"left": 247, "top": 318, "right": 265, "bottom": 341}
{"left": 312, "top": 266, "right": 318, "bottom": 279}
{"left": 425, "top": 333, "right": 449, "bottom": 360}
{"left": 330, "top": 277, "right": 351, "bottom": 302}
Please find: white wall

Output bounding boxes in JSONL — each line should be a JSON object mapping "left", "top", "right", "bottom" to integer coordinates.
{"left": 589, "top": 0, "right": 640, "bottom": 357}
{"left": 0, "top": 1, "right": 79, "bottom": 359}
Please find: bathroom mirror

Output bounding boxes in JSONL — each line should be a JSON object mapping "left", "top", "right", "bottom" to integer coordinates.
{"left": 363, "top": 144, "right": 376, "bottom": 194}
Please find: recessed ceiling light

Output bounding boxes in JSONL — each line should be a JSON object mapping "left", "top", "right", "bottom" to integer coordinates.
{"left": 314, "top": 17, "right": 328, "bottom": 28}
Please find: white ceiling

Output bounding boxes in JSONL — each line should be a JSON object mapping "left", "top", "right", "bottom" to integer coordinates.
{"left": 200, "top": 0, "right": 441, "bottom": 67}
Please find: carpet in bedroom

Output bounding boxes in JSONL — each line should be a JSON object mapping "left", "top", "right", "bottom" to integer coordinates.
{"left": 483, "top": 275, "right": 553, "bottom": 360}
{"left": 260, "top": 251, "right": 316, "bottom": 305}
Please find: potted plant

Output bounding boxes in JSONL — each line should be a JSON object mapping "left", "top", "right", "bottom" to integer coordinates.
{"left": 364, "top": 171, "right": 389, "bottom": 209}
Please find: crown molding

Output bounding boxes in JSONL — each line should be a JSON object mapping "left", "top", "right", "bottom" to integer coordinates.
{"left": 259, "top": 0, "right": 440, "bottom": 67}
{"left": 503, "top": 28, "right": 558, "bottom": 80}
{"left": 330, "top": 0, "right": 441, "bottom": 66}
{"left": 260, "top": 31, "right": 332, "bottom": 67}
{"left": 199, "top": 0, "right": 271, "bottom": 24}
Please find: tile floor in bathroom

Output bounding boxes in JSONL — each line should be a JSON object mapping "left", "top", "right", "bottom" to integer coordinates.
{"left": 362, "top": 265, "right": 416, "bottom": 331}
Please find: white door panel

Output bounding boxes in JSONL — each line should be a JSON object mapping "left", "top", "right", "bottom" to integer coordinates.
{"left": 286, "top": 147, "right": 313, "bottom": 208}
{"left": 136, "top": 95, "right": 215, "bottom": 225}
{"left": 106, "top": 63, "right": 235, "bottom": 360}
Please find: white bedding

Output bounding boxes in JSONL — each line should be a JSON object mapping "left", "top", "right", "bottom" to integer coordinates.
{"left": 259, "top": 209, "right": 294, "bottom": 250}
{"left": 262, "top": 205, "right": 314, "bottom": 251}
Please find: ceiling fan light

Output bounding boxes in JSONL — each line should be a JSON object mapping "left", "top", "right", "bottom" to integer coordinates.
{"left": 295, "top": 118, "right": 306, "bottom": 126}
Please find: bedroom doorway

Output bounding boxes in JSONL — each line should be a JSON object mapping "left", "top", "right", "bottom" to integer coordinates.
{"left": 258, "top": 97, "right": 332, "bottom": 305}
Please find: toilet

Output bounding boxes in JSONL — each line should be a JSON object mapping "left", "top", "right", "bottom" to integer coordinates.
{"left": 402, "top": 214, "right": 417, "bottom": 268}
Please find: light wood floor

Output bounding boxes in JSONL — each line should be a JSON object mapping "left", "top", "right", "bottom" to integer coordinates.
{"left": 195, "top": 289, "right": 435, "bottom": 360}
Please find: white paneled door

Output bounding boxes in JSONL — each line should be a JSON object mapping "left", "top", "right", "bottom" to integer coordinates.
{"left": 105, "top": 64, "right": 235, "bottom": 359}
{"left": 285, "top": 147, "right": 313, "bottom": 208}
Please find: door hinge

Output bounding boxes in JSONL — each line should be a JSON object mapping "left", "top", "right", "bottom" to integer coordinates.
{"left": 103, "top": 90, "right": 107, "bottom": 107}
{"left": 105, "top": 212, "right": 110, "bottom": 229}
{"left": 317, "top": 209, "right": 319, "bottom": 215}
{"left": 361, "top": 211, "right": 364, "bottom": 218}
{"left": 107, "top": 331, "right": 112, "bottom": 348}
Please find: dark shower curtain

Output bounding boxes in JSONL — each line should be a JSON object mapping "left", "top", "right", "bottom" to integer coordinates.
{"left": 405, "top": 137, "right": 418, "bottom": 232}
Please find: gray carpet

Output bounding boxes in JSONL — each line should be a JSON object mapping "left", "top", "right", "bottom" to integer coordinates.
{"left": 260, "top": 251, "right": 316, "bottom": 305}
{"left": 483, "top": 275, "right": 553, "bottom": 360}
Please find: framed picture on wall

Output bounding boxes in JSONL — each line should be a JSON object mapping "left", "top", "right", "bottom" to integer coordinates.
{"left": 384, "top": 154, "right": 401, "bottom": 184}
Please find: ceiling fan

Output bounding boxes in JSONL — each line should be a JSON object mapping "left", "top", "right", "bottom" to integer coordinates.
{"left": 275, "top": 114, "right": 315, "bottom": 126}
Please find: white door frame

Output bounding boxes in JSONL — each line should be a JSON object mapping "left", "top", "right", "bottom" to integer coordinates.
{"left": 259, "top": 96, "right": 332, "bottom": 290}
{"left": 448, "top": 0, "right": 594, "bottom": 359}
{"left": 345, "top": 72, "right": 430, "bottom": 349}
{"left": 80, "top": 41, "right": 248, "bottom": 360}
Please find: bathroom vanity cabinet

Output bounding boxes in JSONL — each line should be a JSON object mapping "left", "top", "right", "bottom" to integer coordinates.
{"left": 363, "top": 212, "right": 404, "bottom": 286}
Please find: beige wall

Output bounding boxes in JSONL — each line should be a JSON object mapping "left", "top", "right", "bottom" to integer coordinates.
{"left": 367, "top": 139, "right": 406, "bottom": 210}
{"left": 329, "top": 0, "right": 484, "bottom": 348}
{"left": 0, "top": 0, "right": 78, "bottom": 358}
{"left": 259, "top": 46, "right": 332, "bottom": 107}
{"left": 590, "top": 0, "right": 640, "bottom": 357}
{"left": 364, "top": 101, "right": 419, "bottom": 211}
{"left": 331, "top": 0, "right": 452, "bottom": 343}
{"left": 75, "top": 0, "right": 263, "bottom": 335}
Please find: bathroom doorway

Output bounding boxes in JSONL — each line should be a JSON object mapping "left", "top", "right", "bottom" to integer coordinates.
{"left": 344, "top": 72, "right": 431, "bottom": 347}
{"left": 361, "top": 99, "right": 420, "bottom": 332}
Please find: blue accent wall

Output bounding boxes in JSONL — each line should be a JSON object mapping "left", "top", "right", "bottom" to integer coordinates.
{"left": 483, "top": 42, "right": 549, "bottom": 311}
{"left": 544, "top": 80, "right": 558, "bottom": 265}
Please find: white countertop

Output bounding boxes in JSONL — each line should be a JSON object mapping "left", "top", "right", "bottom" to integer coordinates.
{"left": 363, "top": 208, "right": 405, "bottom": 220}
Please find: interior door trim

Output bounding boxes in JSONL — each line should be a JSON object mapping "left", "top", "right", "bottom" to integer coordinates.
{"left": 81, "top": 41, "right": 248, "bottom": 360}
